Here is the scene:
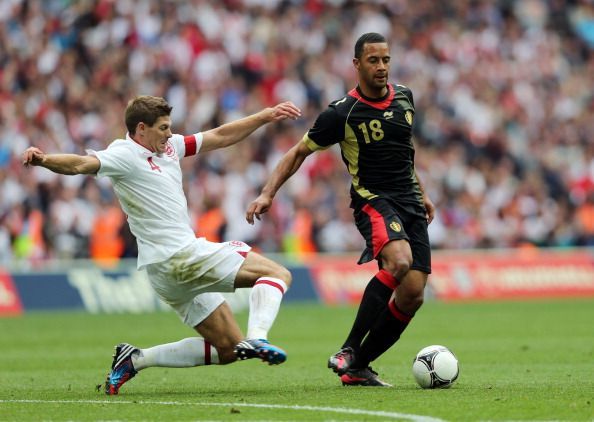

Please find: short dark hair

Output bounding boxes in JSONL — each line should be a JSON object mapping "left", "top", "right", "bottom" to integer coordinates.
{"left": 125, "top": 95, "right": 173, "bottom": 135}
{"left": 354, "top": 32, "right": 387, "bottom": 59}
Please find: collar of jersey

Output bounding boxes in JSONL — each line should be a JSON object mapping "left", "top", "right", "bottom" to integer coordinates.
{"left": 355, "top": 84, "right": 392, "bottom": 102}
{"left": 126, "top": 133, "right": 158, "bottom": 157}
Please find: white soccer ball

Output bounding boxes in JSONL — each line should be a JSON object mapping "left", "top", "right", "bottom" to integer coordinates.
{"left": 412, "top": 345, "right": 459, "bottom": 389}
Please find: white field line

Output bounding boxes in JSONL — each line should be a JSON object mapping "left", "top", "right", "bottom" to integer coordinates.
{"left": 0, "top": 399, "right": 446, "bottom": 422}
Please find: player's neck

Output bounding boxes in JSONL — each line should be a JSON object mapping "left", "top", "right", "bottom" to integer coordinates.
{"left": 129, "top": 134, "right": 156, "bottom": 153}
{"left": 357, "top": 84, "right": 389, "bottom": 100}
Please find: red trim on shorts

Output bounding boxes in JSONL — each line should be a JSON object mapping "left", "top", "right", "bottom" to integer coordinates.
{"left": 237, "top": 251, "right": 248, "bottom": 258}
{"left": 184, "top": 135, "right": 197, "bottom": 156}
{"left": 204, "top": 340, "right": 212, "bottom": 365}
{"left": 362, "top": 203, "right": 390, "bottom": 259}
{"left": 388, "top": 299, "right": 412, "bottom": 323}
{"left": 255, "top": 279, "right": 285, "bottom": 294}
{"left": 376, "top": 269, "right": 398, "bottom": 289}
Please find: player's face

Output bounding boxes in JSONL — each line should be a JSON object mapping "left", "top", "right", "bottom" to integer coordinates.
{"left": 139, "top": 116, "right": 173, "bottom": 154}
{"left": 354, "top": 42, "right": 390, "bottom": 96}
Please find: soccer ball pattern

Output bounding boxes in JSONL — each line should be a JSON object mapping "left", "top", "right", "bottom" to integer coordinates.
{"left": 412, "top": 345, "right": 459, "bottom": 389}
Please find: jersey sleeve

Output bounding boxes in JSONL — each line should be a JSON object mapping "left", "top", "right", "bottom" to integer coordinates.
{"left": 89, "top": 141, "right": 132, "bottom": 179}
{"left": 172, "top": 133, "right": 203, "bottom": 158}
{"left": 403, "top": 87, "right": 415, "bottom": 107}
{"left": 303, "top": 106, "right": 344, "bottom": 151}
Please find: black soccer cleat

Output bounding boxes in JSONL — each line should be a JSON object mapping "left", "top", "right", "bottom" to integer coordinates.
{"left": 327, "top": 347, "right": 355, "bottom": 375}
{"left": 340, "top": 367, "right": 392, "bottom": 387}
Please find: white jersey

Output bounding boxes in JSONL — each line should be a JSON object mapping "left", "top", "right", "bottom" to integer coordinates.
{"left": 90, "top": 133, "right": 202, "bottom": 269}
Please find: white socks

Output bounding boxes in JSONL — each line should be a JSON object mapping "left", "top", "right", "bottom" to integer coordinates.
{"left": 130, "top": 277, "right": 287, "bottom": 370}
{"left": 132, "top": 337, "right": 219, "bottom": 371}
{"left": 247, "top": 277, "right": 287, "bottom": 340}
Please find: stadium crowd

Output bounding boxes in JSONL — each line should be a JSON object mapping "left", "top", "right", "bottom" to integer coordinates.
{"left": 1, "top": 0, "right": 594, "bottom": 266}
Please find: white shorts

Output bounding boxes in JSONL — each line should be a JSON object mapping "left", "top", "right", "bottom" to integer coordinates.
{"left": 146, "top": 238, "right": 251, "bottom": 327}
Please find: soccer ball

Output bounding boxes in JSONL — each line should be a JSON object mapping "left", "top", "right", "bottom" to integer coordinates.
{"left": 412, "top": 345, "right": 459, "bottom": 389}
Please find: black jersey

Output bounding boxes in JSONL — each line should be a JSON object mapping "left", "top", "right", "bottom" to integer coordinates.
{"left": 303, "top": 83, "right": 425, "bottom": 217}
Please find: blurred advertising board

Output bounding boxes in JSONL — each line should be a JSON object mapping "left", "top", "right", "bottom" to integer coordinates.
{"left": 3, "top": 249, "right": 594, "bottom": 314}
{"left": 0, "top": 271, "right": 23, "bottom": 315}
{"left": 1, "top": 258, "right": 316, "bottom": 315}
{"left": 429, "top": 249, "right": 594, "bottom": 300}
{"left": 305, "top": 249, "right": 594, "bottom": 303}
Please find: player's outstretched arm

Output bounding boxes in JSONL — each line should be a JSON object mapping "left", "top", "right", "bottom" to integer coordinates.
{"left": 200, "top": 101, "right": 301, "bottom": 153}
{"left": 22, "top": 146, "right": 100, "bottom": 175}
{"left": 246, "top": 141, "right": 313, "bottom": 225}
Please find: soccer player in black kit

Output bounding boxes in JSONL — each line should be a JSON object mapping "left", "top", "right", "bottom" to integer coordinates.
{"left": 246, "top": 32, "right": 435, "bottom": 386}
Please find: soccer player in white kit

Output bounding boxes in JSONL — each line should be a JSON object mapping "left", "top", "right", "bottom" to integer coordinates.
{"left": 22, "top": 95, "right": 301, "bottom": 395}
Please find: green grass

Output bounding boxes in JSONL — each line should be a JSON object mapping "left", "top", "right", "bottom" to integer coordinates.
{"left": 1, "top": 299, "right": 593, "bottom": 421}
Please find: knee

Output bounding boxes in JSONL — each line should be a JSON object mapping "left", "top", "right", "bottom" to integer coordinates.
{"left": 281, "top": 266, "right": 292, "bottom": 288}
{"left": 399, "top": 284, "right": 425, "bottom": 313}
{"left": 271, "top": 265, "right": 292, "bottom": 289}
{"left": 385, "top": 258, "right": 411, "bottom": 280}
{"left": 409, "top": 291, "right": 425, "bottom": 311}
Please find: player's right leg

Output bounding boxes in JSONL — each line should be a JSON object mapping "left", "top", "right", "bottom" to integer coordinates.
{"left": 154, "top": 237, "right": 292, "bottom": 361}
{"left": 232, "top": 251, "right": 292, "bottom": 364}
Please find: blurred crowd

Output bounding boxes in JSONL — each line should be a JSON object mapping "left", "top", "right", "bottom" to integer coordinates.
{"left": 1, "top": 0, "right": 594, "bottom": 266}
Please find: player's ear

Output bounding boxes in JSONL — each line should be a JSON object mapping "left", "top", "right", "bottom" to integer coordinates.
{"left": 137, "top": 122, "right": 145, "bottom": 136}
{"left": 353, "top": 58, "right": 360, "bottom": 70}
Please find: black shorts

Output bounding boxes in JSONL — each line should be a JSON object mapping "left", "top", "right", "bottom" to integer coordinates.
{"left": 353, "top": 197, "right": 431, "bottom": 274}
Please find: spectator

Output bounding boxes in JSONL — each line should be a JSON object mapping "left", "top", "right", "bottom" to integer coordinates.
{"left": 1, "top": 0, "right": 593, "bottom": 262}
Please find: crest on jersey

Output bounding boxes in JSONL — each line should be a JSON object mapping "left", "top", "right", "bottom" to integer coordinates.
{"left": 383, "top": 111, "right": 394, "bottom": 120}
{"left": 165, "top": 142, "right": 176, "bottom": 158}
{"left": 390, "top": 221, "right": 402, "bottom": 232}
{"left": 405, "top": 110, "right": 413, "bottom": 125}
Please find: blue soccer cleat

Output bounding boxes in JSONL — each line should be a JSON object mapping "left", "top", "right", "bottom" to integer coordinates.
{"left": 234, "top": 339, "right": 287, "bottom": 365}
{"left": 105, "top": 343, "right": 139, "bottom": 395}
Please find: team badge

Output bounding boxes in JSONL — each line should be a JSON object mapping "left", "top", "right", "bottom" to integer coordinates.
{"left": 405, "top": 110, "right": 413, "bottom": 125}
{"left": 390, "top": 221, "right": 401, "bottom": 232}
{"left": 164, "top": 141, "right": 178, "bottom": 159}
{"left": 165, "top": 142, "right": 174, "bottom": 156}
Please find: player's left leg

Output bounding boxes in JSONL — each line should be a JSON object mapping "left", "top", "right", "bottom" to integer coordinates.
{"left": 105, "top": 296, "right": 240, "bottom": 395}
{"left": 232, "top": 251, "right": 292, "bottom": 364}
{"left": 339, "top": 269, "right": 426, "bottom": 387}
{"left": 340, "top": 213, "right": 431, "bottom": 385}
{"left": 351, "top": 268, "right": 428, "bottom": 369}
{"left": 133, "top": 300, "right": 242, "bottom": 369}
{"left": 328, "top": 269, "right": 399, "bottom": 375}
{"left": 329, "top": 199, "right": 409, "bottom": 375}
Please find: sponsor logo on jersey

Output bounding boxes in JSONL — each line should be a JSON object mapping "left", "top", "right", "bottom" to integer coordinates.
{"left": 405, "top": 110, "right": 413, "bottom": 125}
{"left": 383, "top": 111, "right": 394, "bottom": 120}
{"left": 390, "top": 221, "right": 402, "bottom": 232}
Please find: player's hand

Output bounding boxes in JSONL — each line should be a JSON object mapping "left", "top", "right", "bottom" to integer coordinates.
{"left": 246, "top": 195, "right": 273, "bottom": 225}
{"left": 266, "top": 101, "right": 302, "bottom": 122}
{"left": 424, "top": 196, "right": 436, "bottom": 224}
{"left": 22, "top": 147, "right": 46, "bottom": 167}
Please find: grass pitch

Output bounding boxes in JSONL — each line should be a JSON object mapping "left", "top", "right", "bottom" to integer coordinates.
{"left": 1, "top": 299, "right": 593, "bottom": 421}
